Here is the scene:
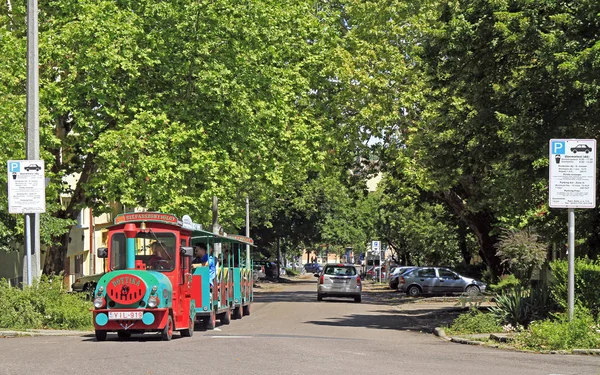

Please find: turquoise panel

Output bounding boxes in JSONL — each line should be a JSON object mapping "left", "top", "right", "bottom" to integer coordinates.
{"left": 142, "top": 312, "right": 155, "bottom": 325}
{"left": 96, "top": 313, "right": 108, "bottom": 326}
{"left": 233, "top": 268, "right": 241, "bottom": 303}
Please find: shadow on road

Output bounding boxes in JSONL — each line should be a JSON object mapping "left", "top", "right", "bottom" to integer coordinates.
{"left": 304, "top": 307, "right": 463, "bottom": 333}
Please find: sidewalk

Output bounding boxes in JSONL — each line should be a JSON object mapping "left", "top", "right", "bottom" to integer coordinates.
{"left": 0, "top": 329, "right": 92, "bottom": 338}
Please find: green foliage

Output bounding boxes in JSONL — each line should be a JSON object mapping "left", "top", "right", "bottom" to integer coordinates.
{"left": 0, "top": 276, "right": 92, "bottom": 330}
{"left": 495, "top": 228, "right": 548, "bottom": 283}
{"left": 515, "top": 309, "right": 600, "bottom": 351}
{"left": 550, "top": 258, "right": 600, "bottom": 318}
{"left": 285, "top": 268, "right": 298, "bottom": 277}
{"left": 489, "top": 274, "right": 521, "bottom": 293}
{"left": 490, "top": 285, "right": 554, "bottom": 327}
{"left": 445, "top": 308, "right": 502, "bottom": 335}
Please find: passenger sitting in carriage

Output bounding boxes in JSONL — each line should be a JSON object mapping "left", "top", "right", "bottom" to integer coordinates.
{"left": 193, "top": 243, "right": 216, "bottom": 286}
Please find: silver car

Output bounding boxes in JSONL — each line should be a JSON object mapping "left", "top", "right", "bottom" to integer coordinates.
{"left": 398, "top": 267, "right": 486, "bottom": 297}
{"left": 316, "top": 263, "right": 362, "bottom": 303}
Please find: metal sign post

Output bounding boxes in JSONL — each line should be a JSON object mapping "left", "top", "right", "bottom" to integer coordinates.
{"left": 549, "top": 139, "right": 596, "bottom": 320}
{"left": 7, "top": 160, "right": 46, "bottom": 286}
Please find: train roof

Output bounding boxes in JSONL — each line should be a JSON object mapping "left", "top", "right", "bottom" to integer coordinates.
{"left": 112, "top": 212, "right": 255, "bottom": 246}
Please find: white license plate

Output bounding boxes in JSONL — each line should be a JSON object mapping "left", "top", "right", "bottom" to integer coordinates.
{"left": 332, "top": 279, "right": 349, "bottom": 284}
{"left": 108, "top": 311, "right": 143, "bottom": 320}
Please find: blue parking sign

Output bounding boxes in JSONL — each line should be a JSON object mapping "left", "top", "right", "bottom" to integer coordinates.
{"left": 8, "top": 161, "right": 20, "bottom": 173}
{"left": 551, "top": 140, "right": 566, "bottom": 155}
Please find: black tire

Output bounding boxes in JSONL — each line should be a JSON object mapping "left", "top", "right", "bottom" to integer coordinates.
{"left": 407, "top": 285, "right": 421, "bottom": 297}
{"left": 204, "top": 311, "right": 216, "bottom": 330}
{"left": 465, "top": 285, "right": 480, "bottom": 295}
{"left": 161, "top": 315, "right": 173, "bottom": 341}
{"left": 354, "top": 295, "right": 362, "bottom": 303}
{"left": 233, "top": 305, "right": 243, "bottom": 320}
{"left": 180, "top": 316, "right": 194, "bottom": 337}
{"left": 242, "top": 303, "right": 251, "bottom": 316}
{"left": 317, "top": 294, "right": 323, "bottom": 301}
{"left": 220, "top": 308, "right": 231, "bottom": 325}
{"left": 95, "top": 330, "right": 107, "bottom": 342}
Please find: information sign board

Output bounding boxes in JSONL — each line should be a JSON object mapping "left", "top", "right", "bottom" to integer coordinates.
{"left": 549, "top": 139, "right": 596, "bottom": 208}
{"left": 7, "top": 160, "right": 46, "bottom": 214}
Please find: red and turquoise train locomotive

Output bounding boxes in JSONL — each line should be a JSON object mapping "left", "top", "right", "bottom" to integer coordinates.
{"left": 91, "top": 212, "right": 254, "bottom": 341}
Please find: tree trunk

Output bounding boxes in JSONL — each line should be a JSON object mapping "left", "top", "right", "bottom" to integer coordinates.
{"left": 438, "top": 189, "right": 504, "bottom": 278}
{"left": 457, "top": 220, "right": 471, "bottom": 265}
{"left": 43, "top": 233, "right": 69, "bottom": 275}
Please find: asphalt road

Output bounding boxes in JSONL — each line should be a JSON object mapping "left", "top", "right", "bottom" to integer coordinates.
{"left": 0, "top": 279, "right": 598, "bottom": 375}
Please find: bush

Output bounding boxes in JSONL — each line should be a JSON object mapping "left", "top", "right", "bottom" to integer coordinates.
{"left": 285, "top": 268, "right": 298, "bottom": 276}
{"left": 444, "top": 308, "right": 502, "bottom": 335}
{"left": 489, "top": 285, "right": 554, "bottom": 327}
{"left": 550, "top": 258, "right": 600, "bottom": 318}
{"left": 489, "top": 274, "right": 521, "bottom": 293}
{"left": 514, "top": 308, "right": 600, "bottom": 351}
{"left": 0, "top": 275, "right": 93, "bottom": 330}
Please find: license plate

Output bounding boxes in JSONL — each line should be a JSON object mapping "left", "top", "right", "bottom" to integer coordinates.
{"left": 332, "top": 279, "right": 348, "bottom": 284}
{"left": 108, "top": 311, "right": 143, "bottom": 320}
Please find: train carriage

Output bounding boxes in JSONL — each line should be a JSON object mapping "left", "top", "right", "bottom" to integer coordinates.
{"left": 91, "top": 212, "right": 254, "bottom": 341}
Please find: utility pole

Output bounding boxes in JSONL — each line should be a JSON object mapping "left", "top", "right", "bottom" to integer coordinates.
{"left": 211, "top": 196, "right": 221, "bottom": 260}
{"left": 24, "top": 0, "right": 41, "bottom": 284}
{"left": 245, "top": 197, "right": 250, "bottom": 268}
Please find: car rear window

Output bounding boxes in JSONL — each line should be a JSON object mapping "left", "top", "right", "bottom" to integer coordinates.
{"left": 324, "top": 266, "right": 356, "bottom": 276}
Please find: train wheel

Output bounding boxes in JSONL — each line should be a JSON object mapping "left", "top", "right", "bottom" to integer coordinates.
{"left": 233, "top": 304, "right": 243, "bottom": 320}
{"left": 181, "top": 316, "right": 194, "bottom": 337}
{"left": 95, "top": 330, "right": 107, "bottom": 342}
{"left": 204, "top": 310, "right": 216, "bottom": 330}
{"left": 243, "top": 303, "right": 251, "bottom": 316}
{"left": 161, "top": 315, "right": 173, "bottom": 341}
{"left": 220, "top": 307, "right": 231, "bottom": 325}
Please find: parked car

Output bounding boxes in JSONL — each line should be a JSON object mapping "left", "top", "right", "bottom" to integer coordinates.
{"left": 316, "top": 263, "right": 362, "bottom": 303}
{"left": 398, "top": 267, "right": 486, "bottom": 297}
{"left": 71, "top": 273, "right": 105, "bottom": 293}
{"left": 253, "top": 264, "right": 266, "bottom": 280}
{"left": 255, "top": 260, "right": 278, "bottom": 278}
{"left": 304, "top": 263, "right": 323, "bottom": 273}
{"left": 388, "top": 266, "right": 417, "bottom": 289}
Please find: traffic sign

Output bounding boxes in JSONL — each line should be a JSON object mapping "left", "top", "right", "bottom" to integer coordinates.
{"left": 7, "top": 160, "right": 46, "bottom": 214}
{"left": 549, "top": 139, "right": 596, "bottom": 208}
{"left": 371, "top": 240, "right": 380, "bottom": 252}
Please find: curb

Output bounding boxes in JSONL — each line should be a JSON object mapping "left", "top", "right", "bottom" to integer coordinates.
{"left": 434, "top": 327, "right": 600, "bottom": 355}
{"left": 0, "top": 329, "right": 92, "bottom": 338}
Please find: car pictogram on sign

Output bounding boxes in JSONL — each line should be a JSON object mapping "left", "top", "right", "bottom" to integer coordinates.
{"left": 570, "top": 144, "right": 592, "bottom": 153}
{"left": 24, "top": 164, "right": 42, "bottom": 171}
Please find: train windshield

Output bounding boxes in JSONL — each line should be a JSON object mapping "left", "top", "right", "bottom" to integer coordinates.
{"left": 110, "top": 232, "right": 177, "bottom": 271}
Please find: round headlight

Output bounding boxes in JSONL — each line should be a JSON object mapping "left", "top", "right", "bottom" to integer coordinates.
{"left": 93, "top": 297, "right": 106, "bottom": 309}
{"left": 147, "top": 296, "right": 159, "bottom": 308}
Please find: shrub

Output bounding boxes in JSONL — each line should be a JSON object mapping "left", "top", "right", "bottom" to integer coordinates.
{"left": 444, "top": 308, "right": 502, "bottom": 335}
{"left": 0, "top": 275, "right": 93, "bottom": 330}
{"left": 550, "top": 258, "right": 600, "bottom": 318}
{"left": 489, "top": 274, "right": 520, "bottom": 293}
{"left": 514, "top": 308, "right": 600, "bottom": 351}
{"left": 285, "top": 268, "right": 298, "bottom": 276}
{"left": 489, "top": 285, "right": 554, "bottom": 327}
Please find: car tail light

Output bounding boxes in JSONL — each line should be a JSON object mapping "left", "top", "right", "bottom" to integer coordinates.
{"left": 319, "top": 275, "right": 324, "bottom": 284}
{"left": 356, "top": 276, "right": 361, "bottom": 286}
{"left": 399, "top": 276, "right": 406, "bottom": 285}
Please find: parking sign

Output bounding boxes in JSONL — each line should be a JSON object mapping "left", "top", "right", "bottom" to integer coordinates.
{"left": 7, "top": 160, "right": 46, "bottom": 214}
{"left": 549, "top": 139, "right": 596, "bottom": 208}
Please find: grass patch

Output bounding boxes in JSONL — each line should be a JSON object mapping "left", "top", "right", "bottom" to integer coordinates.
{"left": 444, "top": 308, "right": 502, "bottom": 335}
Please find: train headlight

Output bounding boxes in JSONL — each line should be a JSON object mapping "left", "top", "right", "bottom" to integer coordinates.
{"left": 93, "top": 297, "right": 106, "bottom": 309}
{"left": 147, "top": 296, "right": 160, "bottom": 308}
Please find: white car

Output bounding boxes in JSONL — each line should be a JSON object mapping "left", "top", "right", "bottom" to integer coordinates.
{"left": 316, "top": 263, "right": 362, "bottom": 303}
